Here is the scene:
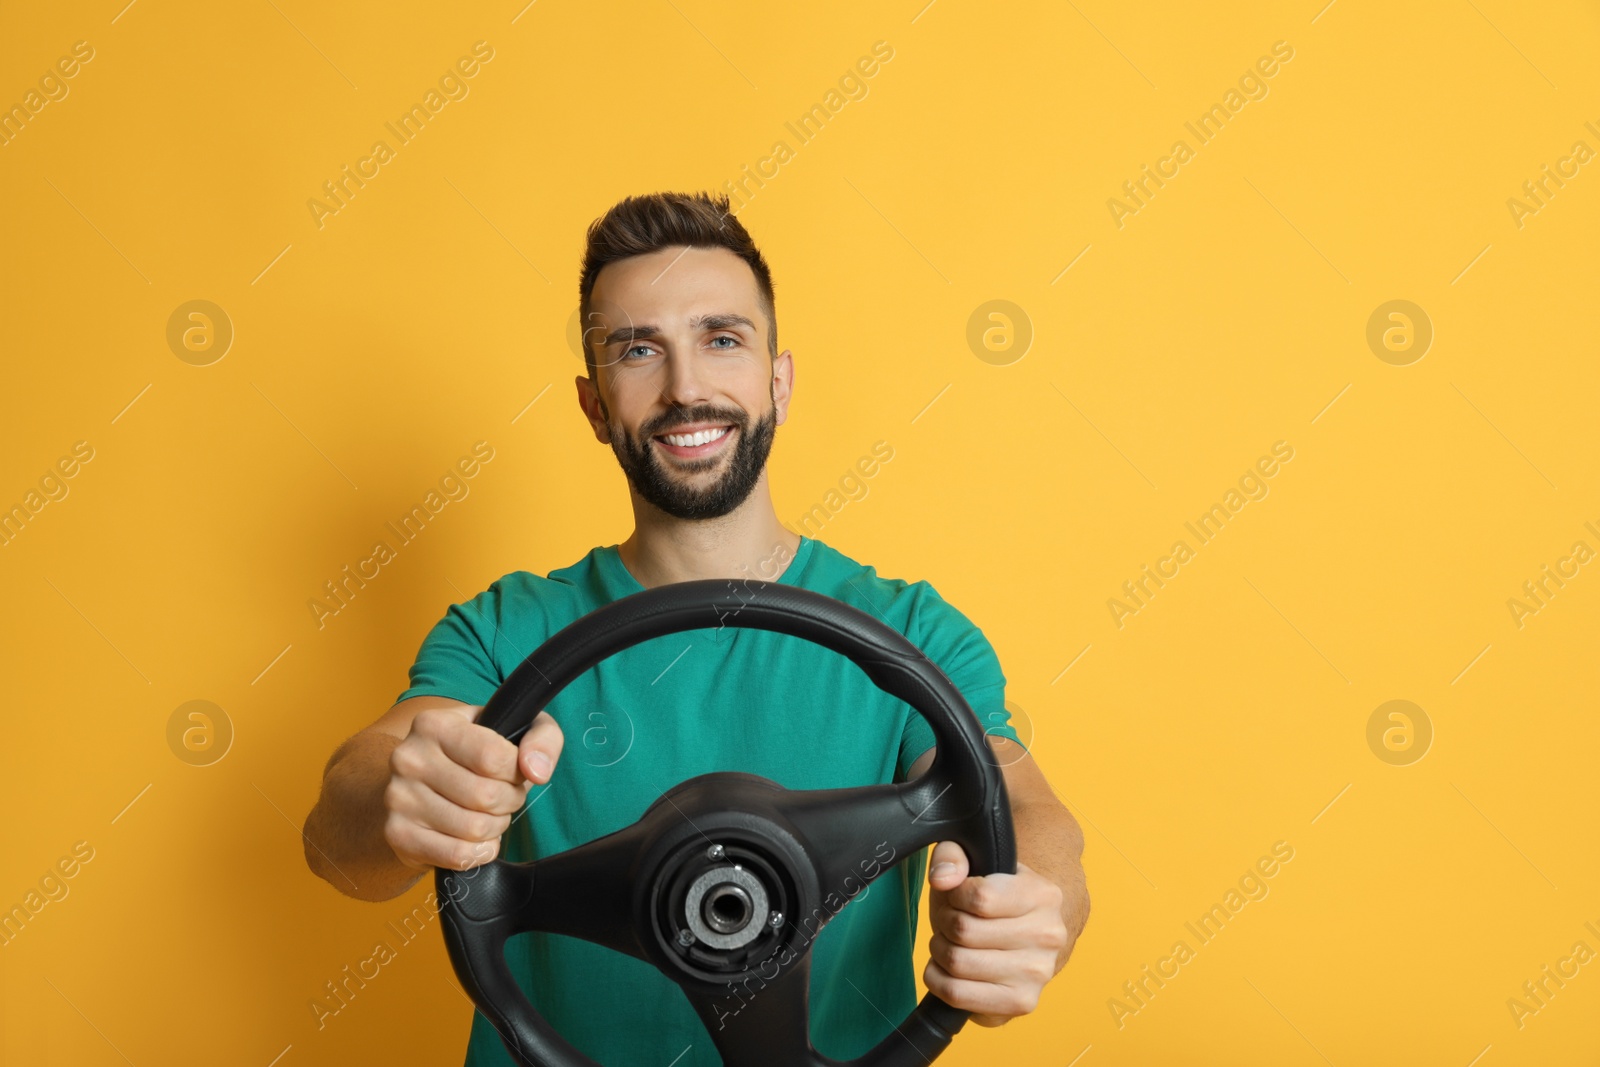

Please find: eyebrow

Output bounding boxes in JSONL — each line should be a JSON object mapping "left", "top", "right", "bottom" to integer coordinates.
{"left": 602, "top": 313, "right": 757, "bottom": 347}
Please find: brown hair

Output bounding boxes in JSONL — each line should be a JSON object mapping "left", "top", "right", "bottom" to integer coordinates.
{"left": 577, "top": 191, "right": 777, "bottom": 377}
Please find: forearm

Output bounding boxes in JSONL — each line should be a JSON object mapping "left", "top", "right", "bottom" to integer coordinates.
{"left": 302, "top": 730, "right": 427, "bottom": 902}
{"left": 1011, "top": 798, "right": 1090, "bottom": 971}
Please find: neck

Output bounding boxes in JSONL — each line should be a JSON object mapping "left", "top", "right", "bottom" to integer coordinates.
{"left": 616, "top": 474, "right": 802, "bottom": 589}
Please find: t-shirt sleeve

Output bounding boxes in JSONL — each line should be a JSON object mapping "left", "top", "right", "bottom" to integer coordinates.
{"left": 394, "top": 582, "right": 507, "bottom": 706}
{"left": 897, "top": 583, "right": 1023, "bottom": 779}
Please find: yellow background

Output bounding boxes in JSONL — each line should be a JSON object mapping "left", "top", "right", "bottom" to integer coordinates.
{"left": 2, "top": 1, "right": 1597, "bottom": 1064}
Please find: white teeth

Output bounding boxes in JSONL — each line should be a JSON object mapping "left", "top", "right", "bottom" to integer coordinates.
{"left": 662, "top": 427, "right": 729, "bottom": 447}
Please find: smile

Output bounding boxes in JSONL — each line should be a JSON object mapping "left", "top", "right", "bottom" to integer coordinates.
{"left": 654, "top": 425, "right": 733, "bottom": 458}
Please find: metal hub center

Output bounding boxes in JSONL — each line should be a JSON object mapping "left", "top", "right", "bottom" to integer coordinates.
{"left": 683, "top": 864, "right": 769, "bottom": 950}
{"left": 704, "top": 883, "right": 753, "bottom": 933}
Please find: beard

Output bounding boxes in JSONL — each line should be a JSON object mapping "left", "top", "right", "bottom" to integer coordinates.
{"left": 605, "top": 395, "right": 778, "bottom": 521}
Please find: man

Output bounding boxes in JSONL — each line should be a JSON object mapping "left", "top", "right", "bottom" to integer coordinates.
{"left": 302, "top": 191, "right": 1089, "bottom": 1065}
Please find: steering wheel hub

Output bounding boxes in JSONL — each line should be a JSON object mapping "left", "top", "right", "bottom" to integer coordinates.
{"left": 652, "top": 820, "right": 797, "bottom": 974}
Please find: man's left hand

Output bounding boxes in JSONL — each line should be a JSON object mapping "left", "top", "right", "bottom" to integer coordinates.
{"left": 923, "top": 839, "right": 1070, "bottom": 1027}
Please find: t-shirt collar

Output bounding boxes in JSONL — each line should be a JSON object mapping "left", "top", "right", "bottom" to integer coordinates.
{"left": 600, "top": 535, "right": 813, "bottom": 598}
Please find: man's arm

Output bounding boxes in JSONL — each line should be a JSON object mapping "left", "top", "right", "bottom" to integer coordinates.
{"left": 302, "top": 695, "right": 564, "bottom": 903}
{"left": 994, "top": 736, "right": 1091, "bottom": 964}
{"left": 905, "top": 737, "right": 1090, "bottom": 1024}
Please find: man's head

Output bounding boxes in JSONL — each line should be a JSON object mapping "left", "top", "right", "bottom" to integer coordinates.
{"left": 575, "top": 192, "right": 793, "bottom": 521}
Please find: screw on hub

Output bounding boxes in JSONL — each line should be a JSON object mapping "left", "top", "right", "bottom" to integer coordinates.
{"left": 706, "top": 843, "right": 725, "bottom": 861}
{"left": 677, "top": 928, "right": 696, "bottom": 947}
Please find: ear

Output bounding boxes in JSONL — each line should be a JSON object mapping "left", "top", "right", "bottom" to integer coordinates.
{"left": 575, "top": 373, "right": 612, "bottom": 444}
{"left": 772, "top": 348, "right": 794, "bottom": 427}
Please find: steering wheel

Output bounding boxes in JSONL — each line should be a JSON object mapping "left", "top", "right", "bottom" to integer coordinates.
{"left": 436, "top": 578, "right": 1017, "bottom": 1067}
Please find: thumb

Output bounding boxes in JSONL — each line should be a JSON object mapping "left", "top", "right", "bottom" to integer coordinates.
{"left": 928, "top": 840, "right": 969, "bottom": 891}
{"left": 518, "top": 710, "right": 565, "bottom": 785}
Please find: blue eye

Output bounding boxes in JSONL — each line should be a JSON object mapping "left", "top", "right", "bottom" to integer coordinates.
{"left": 710, "top": 335, "right": 738, "bottom": 349}
{"left": 623, "top": 345, "right": 654, "bottom": 360}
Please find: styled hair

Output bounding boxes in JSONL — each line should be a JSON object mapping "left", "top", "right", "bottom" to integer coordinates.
{"left": 577, "top": 192, "right": 777, "bottom": 377}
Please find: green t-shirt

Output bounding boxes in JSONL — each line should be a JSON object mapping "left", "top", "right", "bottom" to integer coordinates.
{"left": 396, "top": 535, "right": 1023, "bottom": 1066}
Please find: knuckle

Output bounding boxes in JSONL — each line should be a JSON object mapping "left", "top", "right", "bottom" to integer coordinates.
{"left": 472, "top": 780, "right": 502, "bottom": 812}
{"left": 469, "top": 811, "right": 503, "bottom": 841}
{"left": 490, "top": 741, "right": 519, "bottom": 778}
{"left": 389, "top": 742, "right": 422, "bottom": 778}
{"left": 382, "top": 778, "right": 409, "bottom": 813}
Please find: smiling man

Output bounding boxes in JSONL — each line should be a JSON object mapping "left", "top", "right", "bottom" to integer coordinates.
{"left": 302, "top": 191, "right": 1089, "bottom": 1065}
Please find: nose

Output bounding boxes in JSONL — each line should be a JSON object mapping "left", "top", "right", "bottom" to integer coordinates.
{"left": 659, "top": 346, "right": 713, "bottom": 414}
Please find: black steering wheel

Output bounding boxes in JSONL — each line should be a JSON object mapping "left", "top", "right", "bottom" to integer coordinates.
{"left": 436, "top": 578, "right": 1017, "bottom": 1067}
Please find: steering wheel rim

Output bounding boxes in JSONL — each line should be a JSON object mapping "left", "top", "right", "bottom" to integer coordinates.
{"left": 436, "top": 578, "right": 1017, "bottom": 1067}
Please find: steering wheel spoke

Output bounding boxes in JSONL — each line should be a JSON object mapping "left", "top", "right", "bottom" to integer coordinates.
{"left": 780, "top": 769, "right": 968, "bottom": 913}
{"left": 441, "top": 823, "right": 651, "bottom": 966}
{"left": 512, "top": 825, "right": 652, "bottom": 963}
{"left": 677, "top": 947, "right": 973, "bottom": 1067}
{"left": 680, "top": 947, "right": 822, "bottom": 1067}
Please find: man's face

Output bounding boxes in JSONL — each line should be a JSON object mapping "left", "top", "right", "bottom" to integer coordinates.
{"left": 577, "top": 245, "right": 792, "bottom": 521}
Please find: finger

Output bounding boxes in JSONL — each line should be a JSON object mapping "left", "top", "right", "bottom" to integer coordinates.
{"left": 518, "top": 711, "right": 566, "bottom": 784}
{"left": 929, "top": 906, "right": 1043, "bottom": 951}
{"left": 927, "top": 840, "right": 968, "bottom": 890}
{"left": 416, "top": 749, "right": 529, "bottom": 816}
{"left": 386, "top": 813, "right": 504, "bottom": 871}
{"left": 927, "top": 930, "right": 1020, "bottom": 985}
{"left": 922, "top": 958, "right": 1038, "bottom": 1020}
{"left": 943, "top": 872, "right": 1035, "bottom": 919}
{"left": 430, "top": 718, "right": 522, "bottom": 783}
{"left": 394, "top": 778, "right": 514, "bottom": 844}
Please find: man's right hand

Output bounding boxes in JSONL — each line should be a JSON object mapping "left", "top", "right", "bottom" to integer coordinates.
{"left": 382, "top": 704, "right": 566, "bottom": 872}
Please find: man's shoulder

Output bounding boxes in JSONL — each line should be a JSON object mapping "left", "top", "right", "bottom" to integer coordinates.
{"left": 456, "top": 550, "right": 603, "bottom": 620}
{"left": 801, "top": 541, "right": 1006, "bottom": 739}
{"left": 802, "top": 537, "right": 919, "bottom": 599}
{"left": 801, "top": 539, "right": 975, "bottom": 640}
